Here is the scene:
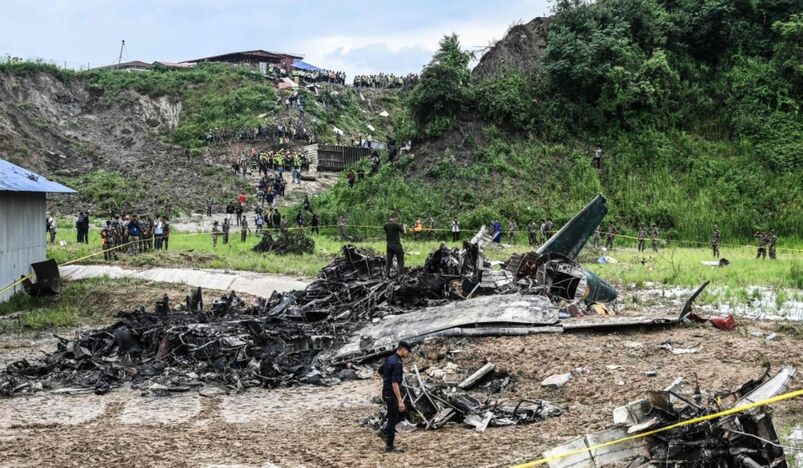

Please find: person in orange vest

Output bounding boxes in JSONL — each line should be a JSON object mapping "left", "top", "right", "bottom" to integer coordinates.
{"left": 413, "top": 217, "right": 424, "bottom": 241}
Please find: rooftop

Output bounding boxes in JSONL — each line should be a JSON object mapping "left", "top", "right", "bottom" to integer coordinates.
{"left": 0, "top": 158, "right": 76, "bottom": 193}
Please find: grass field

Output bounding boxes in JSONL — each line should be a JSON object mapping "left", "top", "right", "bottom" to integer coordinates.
{"left": 45, "top": 226, "right": 803, "bottom": 288}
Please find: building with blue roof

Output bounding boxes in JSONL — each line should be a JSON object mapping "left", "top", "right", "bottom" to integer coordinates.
{"left": 0, "top": 157, "right": 75, "bottom": 302}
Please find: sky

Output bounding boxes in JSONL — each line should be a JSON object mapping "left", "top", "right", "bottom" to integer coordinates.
{"left": 1, "top": 0, "right": 550, "bottom": 78}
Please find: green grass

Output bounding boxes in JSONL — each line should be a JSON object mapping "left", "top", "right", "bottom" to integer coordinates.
{"left": 0, "top": 277, "right": 154, "bottom": 330}
{"left": 45, "top": 226, "right": 802, "bottom": 289}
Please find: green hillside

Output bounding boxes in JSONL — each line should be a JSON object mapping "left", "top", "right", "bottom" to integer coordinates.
{"left": 314, "top": 0, "right": 803, "bottom": 242}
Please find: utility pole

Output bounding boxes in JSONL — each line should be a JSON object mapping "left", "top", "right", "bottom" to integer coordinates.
{"left": 117, "top": 40, "right": 125, "bottom": 69}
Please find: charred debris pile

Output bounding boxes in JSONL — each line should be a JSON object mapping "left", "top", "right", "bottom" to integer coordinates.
{"left": 0, "top": 196, "right": 718, "bottom": 397}
{"left": 252, "top": 228, "right": 315, "bottom": 255}
{"left": 542, "top": 366, "right": 797, "bottom": 467}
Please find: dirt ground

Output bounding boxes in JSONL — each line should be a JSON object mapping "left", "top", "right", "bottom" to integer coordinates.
{"left": 0, "top": 313, "right": 800, "bottom": 467}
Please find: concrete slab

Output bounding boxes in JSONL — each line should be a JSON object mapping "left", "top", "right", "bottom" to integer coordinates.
{"left": 59, "top": 264, "right": 309, "bottom": 298}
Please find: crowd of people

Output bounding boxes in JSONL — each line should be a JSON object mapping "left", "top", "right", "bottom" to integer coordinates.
{"left": 204, "top": 117, "right": 314, "bottom": 145}
{"left": 353, "top": 73, "right": 418, "bottom": 88}
{"left": 292, "top": 68, "right": 346, "bottom": 84}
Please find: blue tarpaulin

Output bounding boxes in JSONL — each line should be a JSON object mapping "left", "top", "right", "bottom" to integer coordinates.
{"left": 292, "top": 59, "right": 323, "bottom": 72}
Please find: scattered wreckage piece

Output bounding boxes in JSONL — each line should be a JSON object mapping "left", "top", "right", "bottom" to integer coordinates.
{"left": 541, "top": 366, "right": 796, "bottom": 467}
{"left": 537, "top": 195, "right": 608, "bottom": 260}
{"left": 252, "top": 229, "right": 315, "bottom": 255}
{"left": 362, "top": 363, "right": 562, "bottom": 434}
{"left": 22, "top": 259, "right": 62, "bottom": 297}
{"left": 331, "top": 294, "right": 562, "bottom": 364}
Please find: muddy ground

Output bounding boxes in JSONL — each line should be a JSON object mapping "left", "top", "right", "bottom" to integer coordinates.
{"left": 0, "top": 309, "right": 800, "bottom": 467}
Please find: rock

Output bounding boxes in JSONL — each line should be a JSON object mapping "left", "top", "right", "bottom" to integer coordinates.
{"left": 541, "top": 373, "right": 572, "bottom": 389}
{"left": 644, "top": 371, "right": 657, "bottom": 377}
{"left": 338, "top": 368, "right": 358, "bottom": 381}
{"left": 750, "top": 331, "right": 764, "bottom": 337}
{"left": 622, "top": 341, "right": 644, "bottom": 349}
{"left": 606, "top": 365, "right": 623, "bottom": 370}
{"left": 765, "top": 333, "right": 778, "bottom": 342}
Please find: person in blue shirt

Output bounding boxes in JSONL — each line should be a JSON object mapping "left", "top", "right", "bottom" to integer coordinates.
{"left": 378, "top": 341, "right": 412, "bottom": 453}
{"left": 492, "top": 220, "right": 503, "bottom": 243}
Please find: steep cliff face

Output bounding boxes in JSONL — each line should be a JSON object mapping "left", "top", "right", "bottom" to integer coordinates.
{"left": 472, "top": 17, "right": 550, "bottom": 81}
{"left": 0, "top": 71, "right": 245, "bottom": 214}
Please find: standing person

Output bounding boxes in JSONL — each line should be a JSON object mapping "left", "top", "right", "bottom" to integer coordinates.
{"left": 593, "top": 225, "right": 601, "bottom": 249}
{"left": 346, "top": 171, "right": 356, "bottom": 188}
{"left": 711, "top": 225, "right": 721, "bottom": 258}
{"left": 127, "top": 215, "right": 142, "bottom": 254}
{"left": 222, "top": 218, "right": 230, "bottom": 244}
{"left": 153, "top": 217, "right": 165, "bottom": 251}
{"left": 311, "top": 213, "right": 320, "bottom": 235}
{"left": 295, "top": 211, "right": 305, "bottom": 230}
{"left": 303, "top": 194, "right": 312, "bottom": 212}
{"left": 491, "top": 220, "right": 503, "bottom": 244}
{"left": 255, "top": 213, "right": 264, "bottom": 234}
{"left": 206, "top": 198, "right": 213, "bottom": 217}
{"left": 755, "top": 231, "right": 768, "bottom": 259}
{"left": 337, "top": 215, "right": 347, "bottom": 240}
{"left": 75, "top": 212, "right": 85, "bottom": 244}
{"left": 241, "top": 218, "right": 250, "bottom": 242}
{"left": 605, "top": 224, "right": 617, "bottom": 250}
{"left": 272, "top": 209, "right": 282, "bottom": 230}
{"left": 412, "top": 218, "right": 424, "bottom": 241}
{"left": 235, "top": 203, "right": 244, "bottom": 227}
{"left": 384, "top": 213, "right": 406, "bottom": 278}
{"left": 539, "top": 220, "right": 547, "bottom": 244}
{"left": 101, "top": 222, "right": 113, "bottom": 261}
{"left": 427, "top": 216, "right": 436, "bottom": 240}
{"left": 378, "top": 341, "right": 412, "bottom": 453}
{"left": 238, "top": 192, "right": 247, "bottom": 206}
{"left": 768, "top": 231, "right": 778, "bottom": 259}
{"left": 527, "top": 221, "right": 538, "bottom": 246}
{"left": 544, "top": 218, "right": 554, "bottom": 239}
{"left": 451, "top": 219, "right": 460, "bottom": 242}
{"left": 226, "top": 202, "right": 235, "bottom": 219}
{"left": 508, "top": 218, "right": 518, "bottom": 245}
{"left": 161, "top": 217, "right": 171, "bottom": 251}
{"left": 637, "top": 226, "right": 647, "bottom": 252}
{"left": 46, "top": 213, "right": 57, "bottom": 244}
{"left": 592, "top": 146, "right": 603, "bottom": 169}
{"left": 651, "top": 224, "right": 660, "bottom": 252}
{"left": 211, "top": 221, "right": 220, "bottom": 248}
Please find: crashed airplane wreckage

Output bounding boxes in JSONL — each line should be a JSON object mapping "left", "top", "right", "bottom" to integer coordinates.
{"left": 541, "top": 366, "right": 796, "bottom": 467}
{"left": 0, "top": 195, "right": 711, "bottom": 396}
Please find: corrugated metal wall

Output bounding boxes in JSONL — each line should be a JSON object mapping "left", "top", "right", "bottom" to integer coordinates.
{"left": 0, "top": 192, "right": 46, "bottom": 302}
{"left": 317, "top": 144, "right": 372, "bottom": 171}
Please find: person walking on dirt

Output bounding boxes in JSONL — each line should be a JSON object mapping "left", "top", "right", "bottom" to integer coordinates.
{"left": 206, "top": 198, "right": 213, "bottom": 217}
{"left": 235, "top": 203, "right": 244, "bottom": 227}
{"left": 711, "top": 225, "right": 721, "bottom": 258}
{"left": 378, "top": 341, "right": 412, "bottom": 453}
{"left": 384, "top": 213, "right": 406, "bottom": 278}
{"left": 255, "top": 213, "right": 264, "bottom": 234}
{"left": 225, "top": 202, "right": 235, "bottom": 219}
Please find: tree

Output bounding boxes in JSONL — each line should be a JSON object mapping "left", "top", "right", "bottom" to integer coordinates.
{"left": 408, "top": 34, "right": 474, "bottom": 137}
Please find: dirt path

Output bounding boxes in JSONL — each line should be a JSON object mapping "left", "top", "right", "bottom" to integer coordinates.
{"left": 60, "top": 265, "right": 309, "bottom": 298}
{"left": 0, "top": 317, "right": 800, "bottom": 467}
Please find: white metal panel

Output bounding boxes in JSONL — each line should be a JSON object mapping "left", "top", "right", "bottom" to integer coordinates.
{"left": 0, "top": 192, "right": 47, "bottom": 302}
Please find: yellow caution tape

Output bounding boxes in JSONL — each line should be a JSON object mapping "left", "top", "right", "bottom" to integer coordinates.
{"left": 513, "top": 388, "right": 803, "bottom": 467}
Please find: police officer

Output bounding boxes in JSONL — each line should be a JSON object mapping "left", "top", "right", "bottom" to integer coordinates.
{"left": 384, "top": 213, "right": 406, "bottom": 278}
{"left": 755, "top": 231, "right": 768, "bottom": 259}
{"left": 711, "top": 225, "right": 721, "bottom": 258}
{"left": 378, "top": 341, "right": 412, "bottom": 453}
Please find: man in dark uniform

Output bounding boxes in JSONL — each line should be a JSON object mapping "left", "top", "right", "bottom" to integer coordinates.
{"left": 605, "top": 224, "right": 617, "bottom": 250}
{"left": 637, "top": 226, "right": 647, "bottom": 252}
{"left": 768, "top": 231, "right": 778, "bottom": 259}
{"left": 650, "top": 224, "right": 659, "bottom": 252}
{"left": 711, "top": 225, "right": 721, "bottom": 258}
{"left": 755, "top": 231, "right": 768, "bottom": 259}
{"left": 378, "top": 341, "right": 412, "bottom": 453}
{"left": 384, "top": 213, "right": 406, "bottom": 278}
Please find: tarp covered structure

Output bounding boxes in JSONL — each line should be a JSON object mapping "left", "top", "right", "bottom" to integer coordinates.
{"left": 292, "top": 59, "right": 323, "bottom": 72}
